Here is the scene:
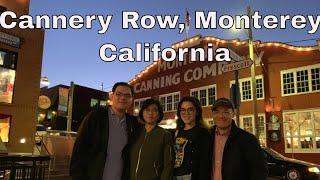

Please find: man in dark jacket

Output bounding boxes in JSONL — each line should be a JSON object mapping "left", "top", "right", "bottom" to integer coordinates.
{"left": 70, "top": 82, "right": 141, "bottom": 180}
{"left": 210, "top": 97, "right": 267, "bottom": 180}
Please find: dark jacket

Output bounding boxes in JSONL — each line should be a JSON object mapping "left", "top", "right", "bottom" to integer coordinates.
{"left": 210, "top": 121, "right": 267, "bottom": 180}
{"left": 70, "top": 107, "right": 141, "bottom": 180}
{"left": 129, "top": 126, "right": 174, "bottom": 180}
{"left": 174, "top": 126, "right": 212, "bottom": 180}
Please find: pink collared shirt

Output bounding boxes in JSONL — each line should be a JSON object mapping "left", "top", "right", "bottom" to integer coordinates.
{"left": 212, "top": 129, "right": 230, "bottom": 180}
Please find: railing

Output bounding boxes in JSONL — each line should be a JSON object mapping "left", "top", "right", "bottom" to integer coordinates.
{"left": 0, "top": 155, "right": 50, "bottom": 180}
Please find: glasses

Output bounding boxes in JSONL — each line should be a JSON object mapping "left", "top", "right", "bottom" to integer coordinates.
{"left": 180, "top": 108, "right": 195, "bottom": 114}
{"left": 114, "top": 92, "right": 132, "bottom": 99}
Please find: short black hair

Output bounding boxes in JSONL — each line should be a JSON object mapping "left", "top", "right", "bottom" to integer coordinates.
{"left": 176, "top": 96, "right": 203, "bottom": 130}
{"left": 112, "top": 82, "right": 134, "bottom": 95}
{"left": 139, "top": 98, "right": 164, "bottom": 124}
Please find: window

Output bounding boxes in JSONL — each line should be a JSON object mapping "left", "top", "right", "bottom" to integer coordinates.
{"left": 283, "top": 72, "right": 295, "bottom": 95}
{"left": 90, "top": 98, "right": 98, "bottom": 107}
{"left": 167, "top": 96, "right": 173, "bottom": 111}
{"left": 133, "top": 97, "right": 150, "bottom": 113}
{"left": 243, "top": 117, "right": 253, "bottom": 133}
{"left": 159, "top": 97, "right": 166, "bottom": 112}
{"left": 281, "top": 64, "right": 320, "bottom": 96}
{"left": 283, "top": 109, "right": 320, "bottom": 153}
{"left": 173, "top": 94, "right": 179, "bottom": 110}
{"left": 242, "top": 80, "right": 252, "bottom": 101}
{"left": 230, "top": 75, "right": 264, "bottom": 102}
{"left": 100, "top": 100, "right": 107, "bottom": 107}
{"left": 0, "top": 49, "right": 17, "bottom": 104}
{"left": 296, "top": 70, "right": 309, "bottom": 93}
{"left": 190, "top": 85, "right": 216, "bottom": 106}
{"left": 240, "top": 114, "right": 266, "bottom": 146}
{"left": 311, "top": 67, "right": 320, "bottom": 91}
{"left": 256, "top": 78, "right": 263, "bottom": 99}
{"left": 0, "top": 113, "right": 10, "bottom": 142}
{"left": 159, "top": 92, "right": 180, "bottom": 112}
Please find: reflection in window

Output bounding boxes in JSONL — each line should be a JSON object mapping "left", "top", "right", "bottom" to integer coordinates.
{"left": 0, "top": 114, "right": 10, "bottom": 142}
{"left": 284, "top": 110, "right": 320, "bottom": 151}
{"left": 240, "top": 115, "right": 266, "bottom": 146}
{"left": 243, "top": 117, "right": 253, "bottom": 134}
{"left": 0, "top": 67, "right": 15, "bottom": 103}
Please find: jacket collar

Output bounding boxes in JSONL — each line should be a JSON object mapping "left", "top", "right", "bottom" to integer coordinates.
{"left": 212, "top": 120, "right": 241, "bottom": 147}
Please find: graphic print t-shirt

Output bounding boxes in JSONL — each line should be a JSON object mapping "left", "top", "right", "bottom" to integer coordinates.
{"left": 174, "top": 128, "right": 194, "bottom": 176}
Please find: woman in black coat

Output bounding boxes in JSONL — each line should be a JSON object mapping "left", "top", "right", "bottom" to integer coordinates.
{"left": 173, "top": 96, "right": 212, "bottom": 180}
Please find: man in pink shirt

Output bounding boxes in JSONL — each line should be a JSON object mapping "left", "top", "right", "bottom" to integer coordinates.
{"left": 210, "top": 98, "right": 267, "bottom": 180}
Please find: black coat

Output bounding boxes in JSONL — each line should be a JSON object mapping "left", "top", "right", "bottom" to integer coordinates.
{"left": 70, "top": 107, "right": 141, "bottom": 180}
{"left": 174, "top": 126, "right": 212, "bottom": 180}
{"left": 210, "top": 121, "right": 268, "bottom": 180}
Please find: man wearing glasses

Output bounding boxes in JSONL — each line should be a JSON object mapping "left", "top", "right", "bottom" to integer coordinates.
{"left": 70, "top": 82, "right": 141, "bottom": 180}
{"left": 210, "top": 98, "right": 267, "bottom": 180}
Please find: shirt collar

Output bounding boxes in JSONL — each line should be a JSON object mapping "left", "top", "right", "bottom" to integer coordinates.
{"left": 109, "top": 107, "right": 126, "bottom": 123}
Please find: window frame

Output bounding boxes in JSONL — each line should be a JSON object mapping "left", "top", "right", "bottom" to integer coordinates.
{"left": 159, "top": 92, "right": 180, "bottom": 112}
{"left": 281, "top": 63, "right": 320, "bottom": 97}
{"left": 230, "top": 75, "right": 264, "bottom": 102}
{"left": 190, "top": 84, "right": 217, "bottom": 107}
{"left": 239, "top": 113, "right": 266, "bottom": 146}
{"left": 283, "top": 108, "right": 320, "bottom": 153}
{"left": 0, "top": 48, "right": 18, "bottom": 104}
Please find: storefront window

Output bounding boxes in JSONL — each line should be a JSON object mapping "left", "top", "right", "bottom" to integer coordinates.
{"left": 0, "top": 114, "right": 10, "bottom": 142}
{"left": 283, "top": 110, "right": 320, "bottom": 152}
{"left": 240, "top": 114, "right": 266, "bottom": 146}
{"left": 0, "top": 49, "right": 17, "bottom": 104}
{"left": 0, "top": 67, "right": 15, "bottom": 103}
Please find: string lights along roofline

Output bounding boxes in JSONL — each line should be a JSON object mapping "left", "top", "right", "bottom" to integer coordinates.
{"left": 128, "top": 35, "right": 319, "bottom": 84}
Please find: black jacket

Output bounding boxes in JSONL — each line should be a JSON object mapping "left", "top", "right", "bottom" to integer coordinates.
{"left": 70, "top": 107, "right": 141, "bottom": 180}
{"left": 174, "top": 126, "right": 212, "bottom": 180}
{"left": 210, "top": 121, "right": 267, "bottom": 180}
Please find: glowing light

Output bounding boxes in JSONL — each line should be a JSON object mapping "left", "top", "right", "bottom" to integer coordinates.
{"left": 20, "top": 138, "right": 26, "bottom": 144}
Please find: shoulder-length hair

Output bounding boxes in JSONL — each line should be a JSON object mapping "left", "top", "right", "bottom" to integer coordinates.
{"left": 176, "top": 96, "right": 203, "bottom": 130}
{"left": 138, "top": 98, "right": 164, "bottom": 123}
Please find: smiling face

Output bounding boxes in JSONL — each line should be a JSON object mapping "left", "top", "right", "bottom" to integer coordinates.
{"left": 142, "top": 104, "right": 159, "bottom": 125}
{"left": 212, "top": 106, "right": 234, "bottom": 129}
{"left": 110, "top": 85, "right": 133, "bottom": 112}
{"left": 180, "top": 101, "right": 196, "bottom": 127}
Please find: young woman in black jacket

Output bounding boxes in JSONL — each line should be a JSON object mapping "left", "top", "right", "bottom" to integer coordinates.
{"left": 173, "top": 96, "right": 212, "bottom": 180}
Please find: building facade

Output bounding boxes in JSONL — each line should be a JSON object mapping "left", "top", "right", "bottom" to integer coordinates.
{"left": 129, "top": 35, "right": 320, "bottom": 164}
{"left": 39, "top": 84, "right": 108, "bottom": 131}
{"left": 0, "top": 1, "right": 45, "bottom": 153}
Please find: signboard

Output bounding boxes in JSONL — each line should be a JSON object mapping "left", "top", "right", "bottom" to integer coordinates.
{"left": 0, "top": 32, "right": 20, "bottom": 48}
{"left": 58, "top": 87, "right": 69, "bottom": 116}
{"left": 222, "top": 59, "right": 252, "bottom": 73}
{"left": 38, "top": 95, "right": 51, "bottom": 109}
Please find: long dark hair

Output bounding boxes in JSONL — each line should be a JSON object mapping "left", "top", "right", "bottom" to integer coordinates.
{"left": 176, "top": 96, "right": 203, "bottom": 130}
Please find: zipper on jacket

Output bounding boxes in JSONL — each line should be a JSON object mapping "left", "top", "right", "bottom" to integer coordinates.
{"left": 153, "top": 162, "right": 159, "bottom": 177}
{"left": 135, "top": 132, "right": 147, "bottom": 179}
